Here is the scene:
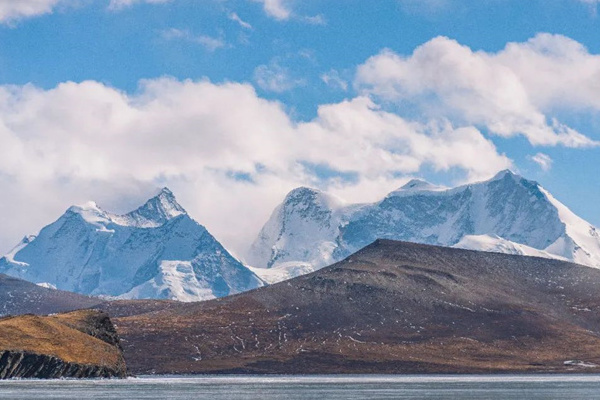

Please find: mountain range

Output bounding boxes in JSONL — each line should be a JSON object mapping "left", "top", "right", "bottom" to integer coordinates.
{"left": 1, "top": 170, "right": 599, "bottom": 300}
{"left": 0, "top": 188, "right": 263, "bottom": 301}
{"left": 248, "top": 170, "right": 600, "bottom": 282}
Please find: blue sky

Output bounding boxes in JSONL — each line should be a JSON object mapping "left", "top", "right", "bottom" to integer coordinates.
{"left": 0, "top": 0, "right": 599, "bottom": 254}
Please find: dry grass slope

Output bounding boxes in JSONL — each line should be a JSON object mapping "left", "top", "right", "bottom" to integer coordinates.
{"left": 0, "top": 310, "right": 126, "bottom": 378}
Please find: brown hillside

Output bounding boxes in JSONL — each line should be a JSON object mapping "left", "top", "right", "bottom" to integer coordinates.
{"left": 103, "top": 240, "right": 600, "bottom": 374}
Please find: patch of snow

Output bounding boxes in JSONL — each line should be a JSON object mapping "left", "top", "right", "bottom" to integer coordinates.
{"left": 564, "top": 360, "right": 598, "bottom": 368}
{"left": 248, "top": 262, "right": 316, "bottom": 285}
{"left": 36, "top": 282, "right": 57, "bottom": 290}
{"left": 540, "top": 187, "right": 600, "bottom": 268}
{"left": 119, "top": 261, "right": 216, "bottom": 302}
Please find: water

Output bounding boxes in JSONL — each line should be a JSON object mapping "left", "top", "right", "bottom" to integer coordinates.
{"left": 1, "top": 375, "right": 600, "bottom": 399}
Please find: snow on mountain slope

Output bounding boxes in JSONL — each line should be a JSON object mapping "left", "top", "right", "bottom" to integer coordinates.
{"left": 247, "top": 262, "right": 316, "bottom": 285}
{"left": 540, "top": 187, "right": 600, "bottom": 269}
{"left": 248, "top": 170, "right": 600, "bottom": 281}
{"left": 453, "top": 234, "right": 568, "bottom": 261}
{"left": 118, "top": 261, "right": 215, "bottom": 302}
{"left": 0, "top": 188, "right": 263, "bottom": 301}
{"left": 247, "top": 187, "right": 348, "bottom": 271}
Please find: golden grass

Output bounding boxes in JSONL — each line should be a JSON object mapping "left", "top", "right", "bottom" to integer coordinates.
{"left": 0, "top": 311, "right": 122, "bottom": 368}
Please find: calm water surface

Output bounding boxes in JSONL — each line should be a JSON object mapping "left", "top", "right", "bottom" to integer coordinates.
{"left": 1, "top": 375, "right": 600, "bottom": 399}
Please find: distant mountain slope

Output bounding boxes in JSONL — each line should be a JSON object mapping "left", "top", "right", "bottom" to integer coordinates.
{"left": 248, "top": 170, "right": 600, "bottom": 281}
{"left": 0, "top": 273, "right": 102, "bottom": 317}
{"left": 104, "top": 240, "right": 600, "bottom": 374}
{"left": 0, "top": 188, "right": 263, "bottom": 301}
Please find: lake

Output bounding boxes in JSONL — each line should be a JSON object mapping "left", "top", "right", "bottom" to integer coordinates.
{"left": 1, "top": 375, "right": 600, "bottom": 399}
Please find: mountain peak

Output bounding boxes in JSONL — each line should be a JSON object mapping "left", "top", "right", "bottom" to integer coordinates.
{"left": 283, "top": 186, "right": 344, "bottom": 211}
{"left": 149, "top": 187, "right": 185, "bottom": 211}
{"left": 387, "top": 178, "right": 445, "bottom": 197}
{"left": 68, "top": 200, "right": 102, "bottom": 213}
{"left": 285, "top": 186, "right": 322, "bottom": 201}
{"left": 65, "top": 201, "right": 112, "bottom": 227}
{"left": 491, "top": 169, "right": 520, "bottom": 181}
{"left": 400, "top": 178, "right": 438, "bottom": 191}
{"left": 157, "top": 186, "right": 174, "bottom": 197}
{"left": 124, "top": 187, "right": 187, "bottom": 228}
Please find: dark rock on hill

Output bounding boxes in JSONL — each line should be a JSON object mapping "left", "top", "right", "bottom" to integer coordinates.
{"left": 104, "top": 240, "right": 600, "bottom": 374}
{"left": 0, "top": 310, "right": 127, "bottom": 379}
{"left": 0, "top": 274, "right": 103, "bottom": 317}
{"left": 0, "top": 350, "right": 123, "bottom": 379}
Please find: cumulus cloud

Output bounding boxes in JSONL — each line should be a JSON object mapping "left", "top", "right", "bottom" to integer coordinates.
{"left": 0, "top": 78, "right": 511, "bottom": 257}
{"left": 356, "top": 34, "right": 600, "bottom": 148}
{"left": 0, "top": 0, "right": 64, "bottom": 23}
{"left": 530, "top": 153, "right": 553, "bottom": 171}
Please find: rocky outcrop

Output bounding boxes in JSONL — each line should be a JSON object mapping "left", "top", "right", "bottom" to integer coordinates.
{"left": 0, "top": 310, "right": 127, "bottom": 379}
{"left": 0, "top": 350, "right": 126, "bottom": 379}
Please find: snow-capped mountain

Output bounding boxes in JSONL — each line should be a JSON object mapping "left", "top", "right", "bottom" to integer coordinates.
{"left": 0, "top": 188, "right": 263, "bottom": 301}
{"left": 247, "top": 170, "right": 600, "bottom": 281}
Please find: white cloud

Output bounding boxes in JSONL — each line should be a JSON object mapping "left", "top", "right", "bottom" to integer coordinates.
{"left": 0, "top": 0, "right": 174, "bottom": 23}
{"left": 250, "top": 0, "right": 291, "bottom": 20}
{"left": 356, "top": 34, "right": 600, "bottom": 148}
{"left": 248, "top": 0, "right": 323, "bottom": 24}
{"left": 161, "top": 28, "right": 225, "bottom": 51}
{"left": 321, "top": 69, "right": 348, "bottom": 91}
{"left": 108, "top": 0, "right": 171, "bottom": 10}
{"left": 0, "top": 0, "right": 63, "bottom": 23}
{"left": 301, "top": 14, "right": 326, "bottom": 25}
{"left": 530, "top": 153, "right": 553, "bottom": 171}
{"left": 229, "top": 12, "right": 252, "bottom": 29}
{"left": 0, "top": 78, "right": 511, "bottom": 257}
{"left": 253, "top": 60, "right": 304, "bottom": 92}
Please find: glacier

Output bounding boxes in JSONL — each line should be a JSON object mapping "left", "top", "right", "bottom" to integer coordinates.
{"left": 247, "top": 170, "right": 600, "bottom": 281}
{"left": 0, "top": 188, "right": 263, "bottom": 301}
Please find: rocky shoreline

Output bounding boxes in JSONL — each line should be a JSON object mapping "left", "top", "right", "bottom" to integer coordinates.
{"left": 0, "top": 350, "right": 127, "bottom": 379}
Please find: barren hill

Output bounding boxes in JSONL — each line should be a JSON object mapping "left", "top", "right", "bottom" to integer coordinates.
{"left": 104, "top": 240, "right": 600, "bottom": 374}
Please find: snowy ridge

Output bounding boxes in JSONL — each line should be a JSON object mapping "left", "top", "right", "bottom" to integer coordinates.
{"left": 454, "top": 234, "right": 568, "bottom": 261}
{"left": 0, "top": 188, "right": 263, "bottom": 301}
{"left": 248, "top": 170, "right": 600, "bottom": 282}
{"left": 67, "top": 188, "right": 187, "bottom": 230}
{"left": 387, "top": 179, "right": 448, "bottom": 196}
{"left": 540, "top": 187, "right": 600, "bottom": 268}
{"left": 115, "top": 187, "right": 187, "bottom": 228}
{"left": 4, "top": 236, "right": 35, "bottom": 267}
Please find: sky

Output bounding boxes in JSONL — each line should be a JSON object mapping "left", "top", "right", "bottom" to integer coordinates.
{"left": 0, "top": 0, "right": 599, "bottom": 259}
